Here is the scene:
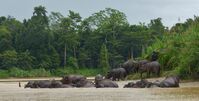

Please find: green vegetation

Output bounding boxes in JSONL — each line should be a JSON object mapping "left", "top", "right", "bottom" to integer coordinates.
{"left": 0, "top": 6, "right": 165, "bottom": 78}
{"left": 143, "top": 16, "right": 199, "bottom": 79}
{"left": 0, "top": 67, "right": 102, "bottom": 78}
{"left": 1, "top": 5, "right": 199, "bottom": 80}
{"left": 99, "top": 44, "right": 110, "bottom": 74}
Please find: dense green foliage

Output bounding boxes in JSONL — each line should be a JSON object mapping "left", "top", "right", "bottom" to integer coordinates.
{"left": 99, "top": 44, "right": 110, "bottom": 74}
{"left": 144, "top": 16, "right": 199, "bottom": 79}
{"left": 0, "top": 6, "right": 165, "bottom": 77}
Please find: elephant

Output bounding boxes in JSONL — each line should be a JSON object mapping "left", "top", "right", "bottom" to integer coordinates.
{"left": 76, "top": 79, "right": 95, "bottom": 88}
{"left": 50, "top": 80, "right": 62, "bottom": 88}
{"left": 123, "top": 79, "right": 152, "bottom": 88}
{"left": 50, "top": 80, "right": 74, "bottom": 88}
{"left": 25, "top": 80, "right": 74, "bottom": 88}
{"left": 123, "top": 82, "right": 135, "bottom": 88}
{"left": 121, "top": 59, "right": 139, "bottom": 74}
{"left": 138, "top": 60, "right": 149, "bottom": 67}
{"left": 50, "top": 80, "right": 73, "bottom": 88}
{"left": 25, "top": 80, "right": 52, "bottom": 88}
{"left": 61, "top": 74, "right": 86, "bottom": 86}
{"left": 106, "top": 68, "right": 127, "bottom": 81}
{"left": 25, "top": 81, "right": 37, "bottom": 88}
{"left": 95, "top": 74, "right": 119, "bottom": 88}
{"left": 60, "top": 84, "right": 74, "bottom": 88}
{"left": 139, "top": 61, "right": 160, "bottom": 79}
{"left": 158, "top": 76, "right": 180, "bottom": 88}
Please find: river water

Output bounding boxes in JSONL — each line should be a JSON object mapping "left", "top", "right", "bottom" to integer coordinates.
{"left": 0, "top": 78, "right": 198, "bottom": 101}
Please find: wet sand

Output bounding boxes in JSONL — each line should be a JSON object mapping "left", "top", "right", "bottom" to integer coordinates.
{"left": 0, "top": 78, "right": 199, "bottom": 101}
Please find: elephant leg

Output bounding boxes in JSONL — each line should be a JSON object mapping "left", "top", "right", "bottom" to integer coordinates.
{"left": 157, "top": 68, "right": 160, "bottom": 77}
{"left": 147, "top": 71, "right": 150, "bottom": 78}
{"left": 121, "top": 75, "right": 125, "bottom": 81}
{"left": 146, "top": 72, "right": 148, "bottom": 78}
{"left": 148, "top": 72, "right": 151, "bottom": 78}
{"left": 140, "top": 72, "right": 143, "bottom": 79}
{"left": 113, "top": 77, "right": 116, "bottom": 81}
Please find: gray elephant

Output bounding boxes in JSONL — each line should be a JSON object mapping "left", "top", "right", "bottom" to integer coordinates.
{"left": 61, "top": 75, "right": 86, "bottom": 86}
{"left": 76, "top": 79, "right": 95, "bottom": 88}
{"left": 123, "top": 79, "right": 152, "bottom": 88}
{"left": 95, "top": 74, "right": 119, "bottom": 88}
{"left": 51, "top": 80, "right": 73, "bottom": 88}
{"left": 123, "top": 82, "right": 135, "bottom": 88}
{"left": 25, "top": 80, "right": 74, "bottom": 88}
{"left": 60, "top": 84, "right": 74, "bottom": 88}
{"left": 106, "top": 68, "right": 127, "bottom": 81}
{"left": 25, "top": 80, "right": 52, "bottom": 88}
{"left": 139, "top": 61, "right": 160, "bottom": 78}
{"left": 138, "top": 60, "right": 149, "bottom": 67}
{"left": 121, "top": 59, "right": 139, "bottom": 74}
{"left": 25, "top": 81, "right": 37, "bottom": 88}
{"left": 157, "top": 76, "right": 180, "bottom": 88}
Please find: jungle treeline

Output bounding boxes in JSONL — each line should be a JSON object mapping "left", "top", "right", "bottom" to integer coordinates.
{"left": 145, "top": 16, "right": 199, "bottom": 79}
{"left": 0, "top": 5, "right": 196, "bottom": 78}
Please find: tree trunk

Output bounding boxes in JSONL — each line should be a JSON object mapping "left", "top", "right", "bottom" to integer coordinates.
{"left": 129, "top": 47, "right": 133, "bottom": 59}
{"left": 73, "top": 46, "right": 76, "bottom": 58}
{"left": 64, "top": 44, "right": 66, "bottom": 67}
{"left": 142, "top": 45, "right": 145, "bottom": 56}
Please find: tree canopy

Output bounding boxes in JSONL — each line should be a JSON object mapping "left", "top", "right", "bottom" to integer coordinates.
{"left": 0, "top": 6, "right": 166, "bottom": 74}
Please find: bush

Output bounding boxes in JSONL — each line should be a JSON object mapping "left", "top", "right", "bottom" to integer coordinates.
{"left": 29, "top": 68, "right": 51, "bottom": 77}
{"left": 51, "top": 67, "right": 102, "bottom": 77}
{"left": 8, "top": 67, "right": 29, "bottom": 77}
{"left": 7, "top": 67, "right": 51, "bottom": 78}
{"left": 0, "top": 67, "right": 101, "bottom": 78}
{"left": 0, "top": 70, "right": 9, "bottom": 78}
{"left": 51, "top": 67, "right": 75, "bottom": 76}
{"left": 67, "top": 57, "right": 79, "bottom": 69}
{"left": 143, "top": 17, "right": 199, "bottom": 79}
{"left": 75, "top": 68, "right": 102, "bottom": 77}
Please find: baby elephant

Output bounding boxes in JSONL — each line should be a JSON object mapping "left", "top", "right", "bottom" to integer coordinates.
{"left": 95, "top": 74, "right": 119, "bottom": 88}
{"left": 106, "top": 68, "right": 127, "bottom": 81}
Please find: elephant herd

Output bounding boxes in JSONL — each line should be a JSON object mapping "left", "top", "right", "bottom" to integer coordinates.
{"left": 24, "top": 51, "right": 180, "bottom": 88}
{"left": 24, "top": 74, "right": 180, "bottom": 88}
{"left": 25, "top": 75, "right": 94, "bottom": 88}
{"left": 106, "top": 59, "right": 160, "bottom": 81}
{"left": 106, "top": 51, "right": 161, "bottom": 80}
{"left": 124, "top": 76, "right": 180, "bottom": 88}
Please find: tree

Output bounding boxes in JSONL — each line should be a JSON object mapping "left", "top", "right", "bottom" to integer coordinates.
{"left": 59, "top": 10, "right": 81, "bottom": 67}
{"left": 0, "top": 50, "right": 17, "bottom": 69}
{"left": 148, "top": 18, "right": 165, "bottom": 37}
{"left": 17, "top": 51, "right": 35, "bottom": 69}
{"left": 0, "top": 26, "right": 12, "bottom": 52}
{"left": 84, "top": 8, "right": 129, "bottom": 68}
{"left": 49, "top": 12, "right": 64, "bottom": 30}
{"left": 18, "top": 6, "right": 60, "bottom": 69}
{"left": 99, "top": 44, "right": 110, "bottom": 74}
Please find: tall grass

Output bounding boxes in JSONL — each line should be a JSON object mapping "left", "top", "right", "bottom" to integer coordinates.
{"left": 51, "top": 67, "right": 102, "bottom": 77}
{"left": 143, "top": 19, "right": 199, "bottom": 79}
{"left": 0, "top": 67, "right": 102, "bottom": 78}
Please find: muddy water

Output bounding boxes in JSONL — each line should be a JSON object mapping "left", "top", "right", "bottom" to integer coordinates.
{"left": 0, "top": 80, "right": 199, "bottom": 101}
